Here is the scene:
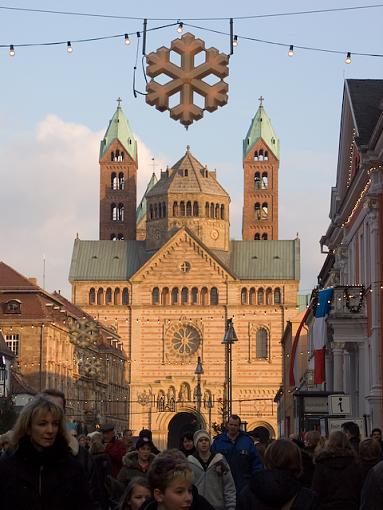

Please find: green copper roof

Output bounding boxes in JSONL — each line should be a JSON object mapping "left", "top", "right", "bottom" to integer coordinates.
{"left": 136, "top": 173, "right": 158, "bottom": 224}
{"left": 99, "top": 104, "right": 137, "bottom": 161}
{"left": 243, "top": 104, "right": 280, "bottom": 160}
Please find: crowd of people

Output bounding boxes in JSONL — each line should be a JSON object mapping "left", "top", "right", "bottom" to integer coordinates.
{"left": 0, "top": 391, "right": 383, "bottom": 510}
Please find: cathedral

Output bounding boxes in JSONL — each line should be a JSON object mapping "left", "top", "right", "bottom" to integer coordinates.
{"left": 69, "top": 100, "right": 300, "bottom": 447}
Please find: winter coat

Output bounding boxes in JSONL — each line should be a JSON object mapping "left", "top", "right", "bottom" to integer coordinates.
{"left": 117, "top": 450, "right": 155, "bottom": 485}
{"left": 188, "top": 453, "right": 236, "bottom": 510}
{"left": 360, "top": 459, "right": 383, "bottom": 509}
{"left": 141, "top": 484, "right": 215, "bottom": 510}
{"left": 0, "top": 435, "right": 94, "bottom": 510}
{"left": 237, "top": 469, "right": 318, "bottom": 510}
{"left": 105, "top": 436, "right": 126, "bottom": 478}
{"left": 211, "top": 431, "right": 263, "bottom": 492}
{"left": 91, "top": 451, "right": 113, "bottom": 510}
{"left": 311, "top": 450, "right": 362, "bottom": 510}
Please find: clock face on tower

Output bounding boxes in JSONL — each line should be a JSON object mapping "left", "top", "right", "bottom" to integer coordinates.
{"left": 166, "top": 320, "right": 202, "bottom": 360}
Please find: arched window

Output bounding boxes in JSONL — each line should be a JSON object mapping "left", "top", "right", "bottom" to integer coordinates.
{"left": 111, "top": 233, "right": 117, "bottom": 240}
{"left": 215, "top": 204, "right": 220, "bottom": 219}
{"left": 205, "top": 202, "right": 210, "bottom": 217}
{"left": 264, "top": 150, "right": 269, "bottom": 161}
{"left": 97, "top": 288, "right": 104, "bottom": 305}
{"left": 259, "top": 149, "right": 264, "bottom": 161}
{"left": 121, "top": 151, "right": 125, "bottom": 161}
{"left": 118, "top": 203, "right": 124, "bottom": 221}
{"left": 254, "top": 151, "right": 258, "bottom": 161}
{"left": 111, "top": 172, "right": 118, "bottom": 189}
{"left": 117, "top": 233, "right": 124, "bottom": 240}
{"left": 262, "top": 233, "right": 268, "bottom": 240}
{"left": 122, "top": 288, "right": 129, "bottom": 305}
{"left": 111, "top": 151, "right": 114, "bottom": 162}
{"left": 181, "top": 287, "right": 188, "bottom": 305}
{"left": 114, "top": 288, "right": 120, "bottom": 305}
{"left": 186, "top": 201, "right": 192, "bottom": 216}
{"left": 274, "top": 288, "right": 282, "bottom": 304}
{"left": 111, "top": 203, "right": 117, "bottom": 221}
{"left": 266, "top": 288, "right": 273, "bottom": 305}
{"left": 173, "top": 202, "right": 178, "bottom": 217}
{"left": 115, "top": 149, "right": 120, "bottom": 161}
{"left": 193, "top": 202, "right": 199, "bottom": 216}
{"left": 89, "top": 288, "right": 96, "bottom": 305}
{"left": 254, "top": 172, "right": 261, "bottom": 190}
{"left": 241, "top": 288, "right": 248, "bottom": 305}
{"left": 171, "top": 288, "right": 179, "bottom": 305}
{"left": 249, "top": 288, "right": 256, "bottom": 305}
{"left": 191, "top": 287, "right": 198, "bottom": 304}
{"left": 161, "top": 287, "right": 169, "bottom": 305}
{"left": 261, "top": 172, "right": 268, "bottom": 189}
{"left": 154, "top": 204, "right": 158, "bottom": 219}
{"left": 180, "top": 201, "right": 185, "bottom": 216}
{"left": 184, "top": 169, "right": 188, "bottom": 177}
{"left": 210, "top": 287, "right": 219, "bottom": 305}
{"left": 261, "top": 203, "right": 268, "bottom": 219}
{"left": 220, "top": 204, "right": 225, "bottom": 219}
{"left": 162, "top": 203, "right": 167, "bottom": 217}
{"left": 257, "top": 288, "right": 264, "bottom": 305}
{"left": 118, "top": 172, "right": 124, "bottom": 190}
{"left": 256, "top": 328, "right": 268, "bottom": 359}
{"left": 210, "top": 203, "right": 214, "bottom": 217}
{"left": 149, "top": 204, "right": 153, "bottom": 220}
{"left": 105, "top": 288, "right": 112, "bottom": 304}
{"left": 254, "top": 233, "right": 260, "bottom": 240}
{"left": 201, "top": 287, "right": 208, "bottom": 306}
{"left": 152, "top": 287, "right": 160, "bottom": 305}
{"left": 255, "top": 203, "right": 261, "bottom": 220}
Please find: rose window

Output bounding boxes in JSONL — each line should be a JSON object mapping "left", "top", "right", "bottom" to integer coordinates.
{"left": 171, "top": 325, "right": 200, "bottom": 356}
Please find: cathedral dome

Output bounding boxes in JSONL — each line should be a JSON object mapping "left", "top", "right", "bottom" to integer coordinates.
{"left": 145, "top": 147, "right": 230, "bottom": 251}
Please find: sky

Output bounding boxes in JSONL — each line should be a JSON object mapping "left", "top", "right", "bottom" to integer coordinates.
{"left": 0, "top": 1, "right": 382, "bottom": 298}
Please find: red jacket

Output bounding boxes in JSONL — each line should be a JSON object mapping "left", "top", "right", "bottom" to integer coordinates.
{"left": 105, "top": 437, "right": 126, "bottom": 477}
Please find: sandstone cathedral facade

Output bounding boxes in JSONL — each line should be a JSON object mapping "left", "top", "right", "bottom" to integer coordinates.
{"left": 69, "top": 100, "right": 300, "bottom": 447}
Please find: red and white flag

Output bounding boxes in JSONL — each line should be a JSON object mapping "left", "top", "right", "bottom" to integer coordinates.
{"left": 313, "top": 288, "right": 333, "bottom": 384}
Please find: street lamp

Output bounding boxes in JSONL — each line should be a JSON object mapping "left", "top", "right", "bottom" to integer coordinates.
{"left": 194, "top": 356, "right": 204, "bottom": 414}
{"left": 222, "top": 318, "right": 238, "bottom": 422}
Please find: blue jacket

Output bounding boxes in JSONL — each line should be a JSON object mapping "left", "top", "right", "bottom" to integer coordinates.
{"left": 211, "top": 431, "right": 263, "bottom": 492}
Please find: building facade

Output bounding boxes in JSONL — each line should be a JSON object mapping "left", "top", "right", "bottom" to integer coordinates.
{"left": 69, "top": 100, "right": 300, "bottom": 447}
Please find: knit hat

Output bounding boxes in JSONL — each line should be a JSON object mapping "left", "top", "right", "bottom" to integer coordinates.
{"left": 193, "top": 429, "right": 211, "bottom": 447}
{"left": 136, "top": 436, "right": 154, "bottom": 450}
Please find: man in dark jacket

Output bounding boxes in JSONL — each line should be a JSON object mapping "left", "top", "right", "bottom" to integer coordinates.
{"left": 102, "top": 424, "right": 126, "bottom": 477}
{"left": 211, "top": 414, "right": 263, "bottom": 492}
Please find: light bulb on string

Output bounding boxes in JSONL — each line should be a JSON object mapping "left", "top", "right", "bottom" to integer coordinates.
{"left": 9, "top": 44, "right": 15, "bottom": 57}
{"left": 176, "top": 22, "right": 184, "bottom": 34}
{"left": 288, "top": 45, "right": 294, "bottom": 57}
{"left": 232, "top": 35, "right": 238, "bottom": 48}
{"left": 124, "top": 34, "right": 130, "bottom": 46}
{"left": 67, "top": 41, "right": 73, "bottom": 54}
{"left": 345, "top": 52, "right": 352, "bottom": 64}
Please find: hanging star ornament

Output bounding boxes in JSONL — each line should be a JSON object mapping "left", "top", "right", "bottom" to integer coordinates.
{"left": 146, "top": 32, "right": 229, "bottom": 127}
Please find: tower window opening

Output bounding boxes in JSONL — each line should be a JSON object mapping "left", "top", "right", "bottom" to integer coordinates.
{"left": 262, "top": 233, "right": 268, "bottom": 240}
{"left": 205, "top": 202, "right": 210, "bottom": 217}
{"left": 210, "top": 203, "right": 214, "bottom": 218}
{"left": 111, "top": 172, "right": 118, "bottom": 189}
{"left": 173, "top": 202, "right": 178, "bottom": 217}
{"left": 111, "top": 151, "right": 115, "bottom": 162}
{"left": 186, "top": 201, "right": 192, "bottom": 216}
{"left": 257, "top": 288, "right": 264, "bottom": 305}
{"left": 149, "top": 204, "right": 154, "bottom": 220}
{"left": 264, "top": 150, "right": 269, "bottom": 161}
{"left": 254, "top": 172, "right": 261, "bottom": 190}
{"left": 118, "top": 172, "right": 124, "bottom": 190}
{"left": 111, "top": 203, "right": 117, "bottom": 221}
{"left": 117, "top": 233, "right": 124, "bottom": 240}
{"left": 162, "top": 202, "right": 167, "bottom": 217}
{"left": 193, "top": 201, "right": 199, "bottom": 216}
{"left": 261, "top": 172, "right": 268, "bottom": 189}
{"left": 254, "top": 233, "right": 260, "bottom": 240}
{"left": 184, "top": 169, "right": 188, "bottom": 177}
{"left": 255, "top": 203, "right": 261, "bottom": 220}
{"left": 220, "top": 204, "right": 225, "bottom": 220}
{"left": 261, "top": 203, "right": 268, "bottom": 219}
{"left": 121, "top": 151, "right": 125, "bottom": 161}
{"left": 118, "top": 203, "right": 124, "bottom": 221}
{"left": 154, "top": 204, "right": 159, "bottom": 219}
{"left": 254, "top": 151, "right": 258, "bottom": 161}
{"left": 180, "top": 201, "right": 186, "bottom": 216}
{"left": 111, "top": 233, "right": 117, "bottom": 240}
{"left": 215, "top": 203, "right": 220, "bottom": 219}
{"left": 259, "top": 149, "right": 264, "bottom": 161}
{"left": 114, "top": 149, "right": 120, "bottom": 162}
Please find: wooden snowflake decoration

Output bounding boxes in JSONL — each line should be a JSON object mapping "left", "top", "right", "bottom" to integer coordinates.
{"left": 146, "top": 32, "right": 229, "bottom": 127}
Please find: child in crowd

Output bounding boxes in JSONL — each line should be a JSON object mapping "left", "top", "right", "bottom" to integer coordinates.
{"left": 119, "top": 477, "right": 151, "bottom": 510}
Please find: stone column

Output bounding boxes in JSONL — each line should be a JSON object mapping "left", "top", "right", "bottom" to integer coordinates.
{"left": 343, "top": 349, "right": 351, "bottom": 395}
{"left": 332, "top": 342, "right": 345, "bottom": 392}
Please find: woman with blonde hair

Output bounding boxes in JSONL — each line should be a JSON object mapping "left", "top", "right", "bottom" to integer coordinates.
{"left": 0, "top": 395, "right": 93, "bottom": 510}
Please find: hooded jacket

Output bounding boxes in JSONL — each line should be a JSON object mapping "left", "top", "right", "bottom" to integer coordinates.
{"left": 117, "top": 450, "right": 156, "bottom": 485}
{"left": 0, "top": 436, "right": 94, "bottom": 510}
{"left": 211, "top": 430, "right": 263, "bottom": 492}
{"left": 237, "top": 469, "right": 318, "bottom": 510}
{"left": 311, "top": 450, "right": 362, "bottom": 510}
{"left": 188, "top": 453, "right": 236, "bottom": 510}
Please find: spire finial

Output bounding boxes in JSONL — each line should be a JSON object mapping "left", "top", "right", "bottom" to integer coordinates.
{"left": 116, "top": 97, "right": 122, "bottom": 108}
{"left": 186, "top": 145, "right": 190, "bottom": 152}
{"left": 258, "top": 96, "right": 264, "bottom": 108}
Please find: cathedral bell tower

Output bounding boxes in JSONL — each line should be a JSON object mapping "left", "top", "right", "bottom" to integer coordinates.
{"left": 242, "top": 97, "right": 280, "bottom": 241}
{"left": 99, "top": 98, "right": 138, "bottom": 240}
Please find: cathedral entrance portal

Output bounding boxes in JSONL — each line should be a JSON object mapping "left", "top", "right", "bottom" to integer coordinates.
{"left": 167, "top": 412, "right": 201, "bottom": 448}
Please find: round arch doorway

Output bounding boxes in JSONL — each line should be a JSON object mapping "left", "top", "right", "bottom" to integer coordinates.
{"left": 167, "top": 412, "right": 202, "bottom": 449}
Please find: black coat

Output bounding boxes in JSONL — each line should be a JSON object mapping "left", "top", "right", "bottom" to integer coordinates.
{"left": 237, "top": 469, "right": 318, "bottom": 510}
{"left": 311, "top": 451, "right": 362, "bottom": 510}
{"left": 0, "top": 436, "right": 94, "bottom": 510}
{"left": 360, "top": 459, "right": 383, "bottom": 509}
